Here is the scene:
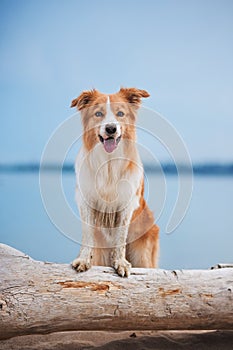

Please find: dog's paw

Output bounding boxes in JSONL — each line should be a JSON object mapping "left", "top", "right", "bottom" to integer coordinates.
{"left": 72, "top": 258, "right": 91, "bottom": 273}
{"left": 113, "top": 259, "right": 131, "bottom": 277}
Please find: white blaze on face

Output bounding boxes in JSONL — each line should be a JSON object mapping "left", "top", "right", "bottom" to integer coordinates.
{"left": 99, "top": 96, "right": 121, "bottom": 139}
{"left": 98, "top": 96, "right": 122, "bottom": 154}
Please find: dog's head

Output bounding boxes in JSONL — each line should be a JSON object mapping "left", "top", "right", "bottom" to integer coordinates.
{"left": 71, "top": 88, "right": 149, "bottom": 153}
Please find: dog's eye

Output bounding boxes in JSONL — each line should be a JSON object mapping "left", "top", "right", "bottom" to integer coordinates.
{"left": 117, "top": 111, "right": 124, "bottom": 117}
{"left": 95, "top": 111, "right": 104, "bottom": 117}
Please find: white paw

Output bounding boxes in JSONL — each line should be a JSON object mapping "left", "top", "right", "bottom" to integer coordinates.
{"left": 72, "top": 258, "right": 91, "bottom": 273}
{"left": 113, "top": 259, "right": 131, "bottom": 277}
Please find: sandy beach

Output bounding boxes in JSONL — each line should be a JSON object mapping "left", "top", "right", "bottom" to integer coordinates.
{"left": 1, "top": 330, "right": 233, "bottom": 350}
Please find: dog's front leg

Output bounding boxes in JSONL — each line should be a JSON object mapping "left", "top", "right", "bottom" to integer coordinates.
{"left": 72, "top": 206, "right": 94, "bottom": 273}
{"left": 110, "top": 214, "right": 132, "bottom": 277}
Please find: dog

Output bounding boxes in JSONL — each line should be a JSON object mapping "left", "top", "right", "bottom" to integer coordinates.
{"left": 71, "top": 87, "right": 159, "bottom": 277}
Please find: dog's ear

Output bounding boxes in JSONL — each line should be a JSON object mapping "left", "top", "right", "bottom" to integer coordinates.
{"left": 70, "top": 89, "right": 97, "bottom": 110}
{"left": 119, "top": 87, "right": 150, "bottom": 106}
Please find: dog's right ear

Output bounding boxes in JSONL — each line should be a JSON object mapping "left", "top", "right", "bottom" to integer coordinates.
{"left": 70, "top": 89, "right": 97, "bottom": 110}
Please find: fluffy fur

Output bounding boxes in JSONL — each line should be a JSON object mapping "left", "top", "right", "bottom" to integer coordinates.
{"left": 71, "top": 87, "right": 159, "bottom": 277}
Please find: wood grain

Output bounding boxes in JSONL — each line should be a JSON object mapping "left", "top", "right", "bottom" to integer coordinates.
{"left": 0, "top": 244, "right": 233, "bottom": 340}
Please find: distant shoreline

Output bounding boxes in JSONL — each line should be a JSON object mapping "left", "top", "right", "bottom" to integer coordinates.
{"left": 0, "top": 162, "right": 233, "bottom": 176}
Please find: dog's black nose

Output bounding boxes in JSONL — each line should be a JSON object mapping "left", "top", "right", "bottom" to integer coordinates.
{"left": 105, "top": 124, "right": 117, "bottom": 135}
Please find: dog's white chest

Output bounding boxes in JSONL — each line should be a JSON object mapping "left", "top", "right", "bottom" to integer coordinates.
{"left": 75, "top": 146, "right": 142, "bottom": 215}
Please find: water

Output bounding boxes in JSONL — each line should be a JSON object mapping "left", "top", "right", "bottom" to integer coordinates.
{"left": 0, "top": 172, "right": 232, "bottom": 269}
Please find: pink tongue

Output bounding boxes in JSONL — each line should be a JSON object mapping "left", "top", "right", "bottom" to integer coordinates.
{"left": 103, "top": 138, "right": 117, "bottom": 153}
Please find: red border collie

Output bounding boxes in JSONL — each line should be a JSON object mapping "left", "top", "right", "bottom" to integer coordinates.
{"left": 71, "top": 88, "right": 159, "bottom": 277}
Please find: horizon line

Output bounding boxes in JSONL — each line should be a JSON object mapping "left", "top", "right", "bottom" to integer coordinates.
{"left": 0, "top": 161, "right": 233, "bottom": 176}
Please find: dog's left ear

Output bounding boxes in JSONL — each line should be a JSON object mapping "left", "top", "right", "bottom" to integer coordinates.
{"left": 119, "top": 87, "right": 150, "bottom": 106}
{"left": 70, "top": 89, "right": 98, "bottom": 110}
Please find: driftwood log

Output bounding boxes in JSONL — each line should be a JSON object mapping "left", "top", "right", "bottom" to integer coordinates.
{"left": 0, "top": 244, "right": 233, "bottom": 340}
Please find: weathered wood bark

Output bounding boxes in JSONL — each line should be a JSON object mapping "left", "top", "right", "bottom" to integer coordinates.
{"left": 0, "top": 244, "right": 233, "bottom": 340}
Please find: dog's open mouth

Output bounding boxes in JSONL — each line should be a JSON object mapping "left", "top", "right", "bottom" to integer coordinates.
{"left": 99, "top": 135, "right": 121, "bottom": 153}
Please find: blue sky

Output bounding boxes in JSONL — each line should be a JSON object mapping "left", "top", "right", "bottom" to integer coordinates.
{"left": 1, "top": 0, "right": 233, "bottom": 163}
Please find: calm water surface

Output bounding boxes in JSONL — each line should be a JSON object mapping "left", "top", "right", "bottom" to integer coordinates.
{"left": 0, "top": 172, "right": 232, "bottom": 269}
